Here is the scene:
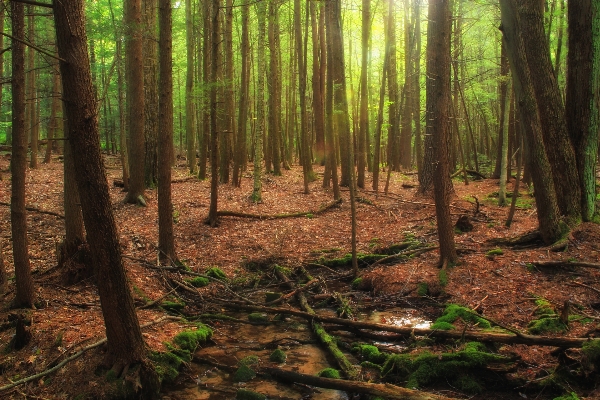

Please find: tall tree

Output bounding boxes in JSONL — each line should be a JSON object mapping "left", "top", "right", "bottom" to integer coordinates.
{"left": 413, "top": 0, "right": 423, "bottom": 173}
{"left": 143, "top": 0, "right": 159, "bottom": 188}
{"left": 253, "top": 0, "right": 266, "bottom": 202}
{"left": 207, "top": 0, "right": 220, "bottom": 225}
{"left": 268, "top": 0, "right": 282, "bottom": 176}
{"left": 357, "top": 0, "right": 370, "bottom": 188}
{"left": 44, "top": 72, "right": 61, "bottom": 163}
{"left": 11, "top": 0, "right": 35, "bottom": 309}
{"left": 124, "top": 0, "right": 147, "bottom": 204}
{"left": 27, "top": 8, "right": 38, "bottom": 170}
{"left": 386, "top": 0, "right": 400, "bottom": 172}
{"left": 427, "top": 0, "right": 457, "bottom": 267}
{"left": 566, "top": 0, "right": 600, "bottom": 222}
{"left": 52, "top": 0, "right": 158, "bottom": 392}
{"left": 232, "top": 1, "right": 249, "bottom": 187}
{"left": 220, "top": 0, "right": 234, "bottom": 183}
{"left": 499, "top": 0, "right": 562, "bottom": 243}
{"left": 185, "top": 0, "right": 196, "bottom": 174}
{"left": 310, "top": 1, "right": 326, "bottom": 165}
{"left": 158, "top": 0, "right": 177, "bottom": 263}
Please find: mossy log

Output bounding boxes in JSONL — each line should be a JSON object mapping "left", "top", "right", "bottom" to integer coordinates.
{"left": 222, "top": 302, "right": 597, "bottom": 349}
{"left": 262, "top": 367, "right": 454, "bottom": 400}
{"left": 529, "top": 260, "right": 600, "bottom": 270}
{"left": 217, "top": 198, "right": 342, "bottom": 220}
{"left": 488, "top": 231, "right": 543, "bottom": 247}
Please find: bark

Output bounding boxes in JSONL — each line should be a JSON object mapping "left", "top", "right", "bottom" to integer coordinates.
{"left": 310, "top": 1, "right": 325, "bottom": 165}
{"left": 143, "top": 0, "right": 159, "bottom": 188}
{"left": 324, "top": 0, "right": 340, "bottom": 200}
{"left": 158, "top": 0, "right": 176, "bottom": 263}
{"left": 400, "top": 1, "right": 414, "bottom": 170}
{"left": 124, "top": 0, "right": 147, "bottom": 204}
{"left": 0, "top": 236, "right": 6, "bottom": 294}
{"left": 519, "top": 1, "right": 581, "bottom": 223}
{"left": 413, "top": 0, "right": 423, "bottom": 173}
{"left": 44, "top": 72, "right": 61, "bottom": 163}
{"left": 116, "top": 38, "right": 129, "bottom": 190}
{"left": 357, "top": 0, "right": 370, "bottom": 188}
{"left": 232, "top": 2, "right": 249, "bottom": 187}
{"left": 61, "top": 131, "right": 85, "bottom": 258}
{"left": 492, "top": 43, "right": 510, "bottom": 179}
{"left": 52, "top": 0, "right": 154, "bottom": 384}
{"left": 252, "top": 0, "right": 266, "bottom": 203}
{"left": 566, "top": 0, "right": 600, "bottom": 222}
{"left": 267, "top": 1, "right": 282, "bottom": 176}
{"left": 499, "top": 0, "right": 562, "bottom": 244}
{"left": 372, "top": 37, "right": 390, "bottom": 192}
{"left": 185, "top": 0, "right": 196, "bottom": 174}
{"left": 427, "top": 0, "right": 457, "bottom": 266}
{"left": 11, "top": 1, "right": 34, "bottom": 308}
{"left": 386, "top": 0, "right": 400, "bottom": 172}
{"left": 220, "top": 0, "right": 234, "bottom": 183}
{"left": 27, "top": 8, "right": 38, "bottom": 170}
{"left": 199, "top": 0, "right": 210, "bottom": 180}
{"left": 207, "top": 0, "right": 220, "bottom": 226}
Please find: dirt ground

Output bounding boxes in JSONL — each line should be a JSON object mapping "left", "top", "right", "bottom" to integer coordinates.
{"left": 0, "top": 153, "right": 599, "bottom": 399}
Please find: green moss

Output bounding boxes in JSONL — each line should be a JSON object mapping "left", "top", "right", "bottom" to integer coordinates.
{"left": 269, "top": 348, "right": 287, "bottom": 363}
{"left": 527, "top": 317, "right": 567, "bottom": 335}
{"left": 233, "top": 364, "right": 256, "bottom": 382}
{"left": 361, "top": 361, "right": 383, "bottom": 372}
{"left": 430, "top": 321, "right": 456, "bottom": 330}
{"left": 160, "top": 300, "right": 186, "bottom": 312}
{"left": 417, "top": 282, "right": 428, "bottom": 297}
{"left": 240, "top": 355, "right": 260, "bottom": 366}
{"left": 486, "top": 248, "right": 503, "bottom": 257}
{"left": 248, "top": 313, "right": 270, "bottom": 324}
{"left": 582, "top": 339, "right": 600, "bottom": 369}
{"left": 105, "top": 369, "right": 119, "bottom": 383}
{"left": 433, "top": 304, "right": 491, "bottom": 329}
{"left": 351, "top": 277, "right": 363, "bottom": 289}
{"left": 319, "top": 253, "right": 388, "bottom": 269}
{"left": 236, "top": 389, "right": 267, "bottom": 400}
{"left": 317, "top": 368, "right": 341, "bottom": 379}
{"left": 173, "top": 324, "right": 213, "bottom": 352}
{"left": 186, "top": 276, "right": 210, "bottom": 288}
{"left": 352, "top": 344, "right": 387, "bottom": 364}
{"left": 534, "top": 298, "right": 555, "bottom": 317}
{"left": 148, "top": 350, "right": 187, "bottom": 383}
{"left": 553, "top": 393, "right": 580, "bottom": 400}
{"left": 265, "top": 292, "right": 282, "bottom": 302}
{"left": 438, "top": 269, "right": 448, "bottom": 287}
{"left": 206, "top": 267, "right": 227, "bottom": 280}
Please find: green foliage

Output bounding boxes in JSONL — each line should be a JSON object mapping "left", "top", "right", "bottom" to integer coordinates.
{"left": 317, "top": 368, "right": 341, "bottom": 379}
{"left": 582, "top": 339, "right": 600, "bottom": 369}
{"left": 417, "top": 282, "right": 428, "bottom": 297}
{"left": 248, "top": 313, "right": 270, "bottom": 324}
{"left": 352, "top": 344, "right": 388, "bottom": 364}
{"left": 273, "top": 265, "right": 292, "bottom": 276}
{"left": 381, "top": 343, "right": 506, "bottom": 394}
{"left": 240, "top": 355, "right": 260, "bottom": 366}
{"left": 172, "top": 208, "right": 180, "bottom": 224}
{"left": 269, "top": 348, "right": 287, "bottom": 363}
{"left": 148, "top": 350, "right": 186, "bottom": 383}
{"left": 553, "top": 393, "right": 580, "bottom": 400}
{"left": 432, "top": 304, "right": 491, "bottom": 330}
{"left": 351, "top": 277, "right": 363, "bottom": 289}
{"left": 160, "top": 300, "right": 186, "bottom": 312}
{"left": 173, "top": 324, "right": 213, "bottom": 352}
{"left": 236, "top": 389, "right": 267, "bottom": 400}
{"left": 527, "top": 297, "right": 567, "bottom": 335}
{"left": 438, "top": 269, "right": 448, "bottom": 287}
{"left": 205, "top": 267, "right": 227, "bottom": 280}
{"left": 186, "top": 276, "right": 210, "bottom": 288}
{"left": 233, "top": 364, "right": 256, "bottom": 382}
{"left": 486, "top": 248, "right": 503, "bottom": 257}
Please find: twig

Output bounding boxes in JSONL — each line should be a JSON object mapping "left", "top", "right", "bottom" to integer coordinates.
{"left": 568, "top": 281, "right": 600, "bottom": 296}
{"left": 0, "top": 201, "right": 64, "bottom": 219}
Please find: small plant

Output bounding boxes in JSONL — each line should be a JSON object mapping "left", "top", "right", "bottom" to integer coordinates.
{"left": 205, "top": 267, "right": 227, "bottom": 280}
{"left": 172, "top": 208, "right": 180, "bottom": 224}
{"left": 186, "top": 276, "right": 209, "bottom": 288}
{"left": 317, "top": 368, "right": 341, "bottom": 379}
{"left": 233, "top": 364, "right": 256, "bottom": 382}
{"left": 486, "top": 248, "right": 503, "bottom": 258}
{"left": 269, "top": 348, "right": 287, "bottom": 363}
{"left": 417, "top": 282, "right": 428, "bottom": 297}
{"left": 53, "top": 331, "right": 64, "bottom": 348}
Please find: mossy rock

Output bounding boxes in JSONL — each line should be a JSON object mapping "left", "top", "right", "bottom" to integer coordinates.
{"left": 186, "top": 276, "right": 210, "bottom": 288}
{"left": 233, "top": 364, "right": 256, "bottom": 382}
{"left": 248, "top": 313, "right": 270, "bottom": 324}
{"left": 160, "top": 300, "right": 186, "bottom": 312}
{"left": 206, "top": 267, "right": 227, "bottom": 280}
{"left": 317, "top": 368, "right": 341, "bottom": 379}
{"left": 236, "top": 389, "right": 267, "bottom": 400}
{"left": 265, "top": 292, "right": 282, "bottom": 302}
{"left": 269, "top": 348, "right": 287, "bottom": 363}
{"left": 173, "top": 324, "right": 213, "bottom": 352}
{"left": 352, "top": 344, "right": 388, "bottom": 364}
{"left": 432, "top": 304, "right": 491, "bottom": 330}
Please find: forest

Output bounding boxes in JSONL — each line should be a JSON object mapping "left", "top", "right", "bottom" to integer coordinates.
{"left": 0, "top": 0, "right": 599, "bottom": 398}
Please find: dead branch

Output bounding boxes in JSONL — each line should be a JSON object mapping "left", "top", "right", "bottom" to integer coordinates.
{"left": 265, "top": 279, "right": 319, "bottom": 306}
{"left": 0, "top": 201, "right": 64, "bottom": 219}
{"left": 220, "top": 302, "right": 597, "bottom": 349}
{"left": 217, "top": 198, "right": 342, "bottom": 220}
{"left": 529, "top": 260, "right": 600, "bottom": 270}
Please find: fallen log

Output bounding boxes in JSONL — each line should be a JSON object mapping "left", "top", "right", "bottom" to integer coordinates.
{"left": 217, "top": 198, "right": 342, "bottom": 220}
{"left": 221, "top": 302, "right": 597, "bottom": 349}
{"left": 262, "top": 367, "right": 454, "bottom": 400}
{"left": 529, "top": 260, "right": 600, "bottom": 270}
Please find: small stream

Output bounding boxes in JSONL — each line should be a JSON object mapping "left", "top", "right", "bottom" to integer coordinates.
{"left": 162, "top": 308, "right": 431, "bottom": 399}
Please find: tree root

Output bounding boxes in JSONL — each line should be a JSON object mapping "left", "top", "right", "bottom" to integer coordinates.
{"left": 216, "top": 198, "right": 342, "bottom": 220}
{"left": 0, "top": 201, "right": 64, "bottom": 219}
{"left": 529, "top": 260, "right": 600, "bottom": 270}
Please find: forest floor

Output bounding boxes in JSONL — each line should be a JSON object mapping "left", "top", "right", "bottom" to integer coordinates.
{"left": 0, "top": 153, "right": 599, "bottom": 399}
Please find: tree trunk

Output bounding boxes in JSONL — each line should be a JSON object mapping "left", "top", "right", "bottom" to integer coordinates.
{"left": 310, "top": 1, "right": 326, "bottom": 165}
{"left": 427, "top": 0, "right": 457, "bottom": 267}
{"left": 324, "top": 0, "right": 340, "bottom": 200}
{"left": 199, "top": 0, "right": 210, "bottom": 180}
{"left": 295, "top": 0, "right": 312, "bottom": 193}
{"left": 27, "top": 8, "right": 38, "bottom": 170}
{"left": 207, "top": 0, "right": 220, "bottom": 226}
{"left": 143, "top": 0, "right": 159, "bottom": 189}
{"left": 52, "top": 2, "right": 157, "bottom": 390}
{"left": 124, "top": 0, "right": 147, "bottom": 204}
{"left": 44, "top": 72, "right": 61, "bottom": 164}
{"left": 499, "top": 0, "right": 562, "bottom": 244}
{"left": 252, "top": 0, "right": 266, "bottom": 203}
{"left": 386, "top": 0, "right": 400, "bottom": 172}
{"left": 357, "top": 0, "right": 370, "bottom": 188}
{"left": 220, "top": 0, "right": 233, "bottom": 183}
{"left": 233, "top": 2, "right": 249, "bottom": 187}
{"left": 158, "top": 0, "right": 176, "bottom": 264}
{"left": 413, "top": 0, "right": 423, "bottom": 173}
{"left": 185, "top": 0, "right": 196, "bottom": 174}
{"left": 492, "top": 43, "right": 510, "bottom": 179}
{"left": 10, "top": 1, "right": 34, "bottom": 309}
{"left": 268, "top": 1, "right": 282, "bottom": 176}
{"left": 566, "top": 0, "right": 600, "bottom": 222}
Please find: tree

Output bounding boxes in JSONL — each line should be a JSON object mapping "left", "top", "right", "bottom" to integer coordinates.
{"left": 124, "top": 0, "right": 147, "bottom": 204}
{"left": 185, "top": 0, "right": 196, "bottom": 174}
{"left": 357, "top": 0, "right": 370, "bottom": 188}
{"left": 27, "top": 7, "right": 38, "bottom": 170}
{"left": 267, "top": 0, "right": 282, "bottom": 176}
{"left": 252, "top": 0, "right": 266, "bottom": 203}
{"left": 427, "top": 0, "right": 457, "bottom": 267}
{"left": 207, "top": 0, "right": 220, "bottom": 225}
{"left": 499, "top": 0, "right": 562, "bottom": 243}
{"left": 11, "top": 0, "right": 35, "bottom": 309}
{"left": 44, "top": 72, "right": 61, "bottom": 163}
{"left": 566, "top": 0, "right": 600, "bottom": 222}
{"left": 52, "top": 0, "right": 158, "bottom": 392}
{"left": 232, "top": 1, "right": 249, "bottom": 187}
{"left": 143, "top": 0, "right": 159, "bottom": 188}
{"left": 158, "top": 0, "right": 177, "bottom": 263}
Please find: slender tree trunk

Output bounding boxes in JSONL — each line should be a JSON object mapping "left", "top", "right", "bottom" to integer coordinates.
{"left": 185, "top": 0, "right": 196, "bottom": 174}
{"left": 357, "top": 0, "right": 370, "bottom": 188}
{"left": 158, "top": 0, "right": 176, "bottom": 263}
{"left": 233, "top": 2, "right": 249, "bottom": 187}
{"left": 124, "top": 0, "right": 146, "bottom": 204}
{"left": 11, "top": 1, "right": 34, "bottom": 309}
{"left": 386, "top": 0, "right": 399, "bottom": 172}
{"left": 220, "top": 0, "right": 234, "bottom": 183}
{"left": 53, "top": 3, "right": 158, "bottom": 391}
{"left": 268, "top": 1, "right": 282, "bottom": 176}
{"left": 413, "top": 0, "right": 423, "bottom": 173}
{"left": 44, "top": 72, "right": 61, "bottom": 163}
{"left": 566, "top": 0, "right": 600, "bottom": 222}
{"left": 498, "top": 79, "right": 511, "bottom": 206}
{"left": 372, "top": 40, "right": 390, "bottom": 193}
{"left": 143, "top": 0, "right": 159, "bottom": 188}
{"left": 199, "top": 0, "right": 210, "bottom": 180}
{"left": 27, "top": 8, "right": 38, "bottom": 170}
{"left": 427, "top": 0, "right": 457, "bottom": 267}
{"left": 324, "top": 0, "right": 340, "bottom": 200}
{"left": 252, "top": 0, "right": 266, "bottom": 202}
{"left": 499, "top": 0, "right": 562, "bottom": 243}
{"left": 310, "top": 1, "right": 326, "bottom": 165}
{"left": 295, "top": 0, "right": 312, "bottom": 193}
{"left": 116, "top": 38, "right": 129, "bottom": 190}
{"left": 553, "top": 0, "right": 565, "bottom": 77}
{"left": 207, "top": 0, "right": 220, "bottom": 225}
{"left": 493, "top": 43, "right": 509, "bottom": 179}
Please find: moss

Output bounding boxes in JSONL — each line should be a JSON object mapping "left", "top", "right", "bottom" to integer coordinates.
{"left": 160, "top": 300, "right": 186, "bottom": 312}
{"left": 269, "top": 348, "right": 287, "bottom": 363}
{"left": 553, "top": 393, "right": 579, "bottom": 400}
{"left": 430, "top": 321, "right": 456, "bottom": 330}
{"left": 353, "top": 344, "right": 388, "bottom": 364}
{"left": 417, "top": 282, "right": 428, "bottom": 297}
{"left": 527, "top": 317, "right": 567, "bottom": 335}
{"left": 534, "top": 298, "right": 555, "bottom": 317}
{"left": 233, "top": 364, "right": 256, "bottom": 382}
{"left": 351, "top": 277, "right": 363, "bottom": 289}
{"left": 149, "top": 350, "right": 186, "bottom": 383}
{"left": 236, "top": 389, "right": 267, "bottom": 400}
{"left": 265, "top": 292, "right": 282, "bottom": 302}
{"left": 319, "top": 253, "right": 388, "bottom": 269}
{"left": 433, "top": 304, "right": 491, "bottom": 330}
{"left": 172, "top": 324, "right": 213, "bottom": 352}
{"left": 248, "top": 313, "right": 270, "bottom": 324}
{"left": 361, "top": 361, "right": 383, "bottom": 372}
{"left": 438, "top": 269, "right": 448, "bottom": 287}
{"left": 206, "top": 267, "right": 227, "bottom": 280}
{"left": 582, "top": 339, "right": 600, "bottom": 370}
{"left": 317, "top": 368, "right": 341, "bottom": 379}
{"left": 486, "top": 248, "right": 503, "bottom": 257}
{"left": 186, "top": 276, "right": 210, "bottom": 288}
{"left": 240, "top": 355, "right": 260, "bottom": 366}
{"left": 273, "top": 265, "right": 292, "bottom": 276}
